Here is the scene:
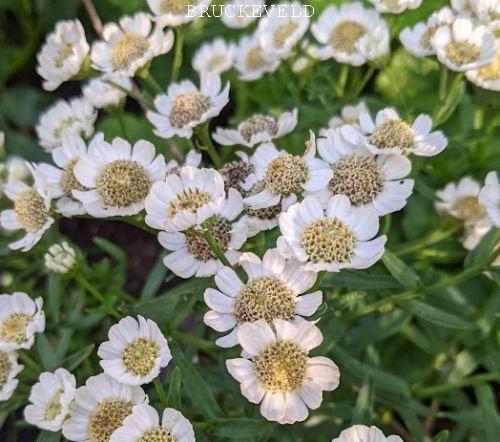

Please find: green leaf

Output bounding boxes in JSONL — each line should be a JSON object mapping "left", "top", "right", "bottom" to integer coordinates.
{"left": 351, "top": 375, "right": 373, "bottom": 425}
{"left": 36, "top": 334, "right": 58, "bottom": 370}
{"left": 171, "top": 341, "right": 224, "bottom": 419}
{"left": 0, "top": 86, "right": 50, "bottom": 127}
{"left": 140, "top": 252, "right": 167, "bottom": 300}
{"left": 37, "top": 431, "right": 61, "bottom": 442}
{"left": 93, "top": 237, "right": 127, "bottom": 267}
{"left": 432, "top": 430, "right": 450, "bottom": 442}
{"left": 404, "top": 300, "right": 476, "bottom": 329}
{"left": 62, "top": 344, "right": 95, "bottom": 372}
{"left": 212, "top": 418, "right": 274, "bottom": 439}
{"left": 46, "top": 273, "right": 62, "bottom": 323}
{"left": 382, "top": 250, "right": 422, "bottom": 291}
{"left": 166, "top": 366, "right": 182, "bottom": 410}
{"left": 464, "top": 228, "right": 500, "bottom": 268}
{"left": 323, "top": 270, "right": 402, "bottom": 290}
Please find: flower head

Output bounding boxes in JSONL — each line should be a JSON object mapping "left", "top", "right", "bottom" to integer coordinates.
{"left": 147, "top": 0, "right": 212, "bottom": 28}
{"left": 0, "top": 350, "right": 23, "bottom": 401}
{"left": 192, "top": 38, "right": 236, "bottom": 76}
{"left": 466, "top": 52, "right": 500, "bottom": 91}
{"left": 44, "top": 241, "right": 77, "bottom": 275}
{"left": 221, "top": 0, "right": 264, "bottom": 29}
{"left": 368, "top": 0, "right": 422, "bottom": 14}
{"left": 479, "top": 171, "right": 500, "bottom": 228}
{"left": 83, "top": 74, "right": 132, "bottom": 109}
{"left": 332, "top": 424, "right": 403, "bottom": 442}
{"left": 234, "top": 34, "right": 281, "bottom": 81}
{"left": 320, "top": 102, "right": 369, "bottom": 135}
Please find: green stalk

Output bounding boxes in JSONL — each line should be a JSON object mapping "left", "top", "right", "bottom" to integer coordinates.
{"left": 337, "top": 64, "right": 350, "bottom": 98}
{"left": 75, "top": 274, "right": 121, "bottom": 320}
{"left": 195, "top": 123, "right": 222, "bottom": 168}
{"left": 117, "top": 113, "right": 128, "bottom": 139}
{"left": 438, "top": 64, "right": 449, "bottom": 102}
{"left": 350, "top": 66, "right": 375, "bottom": 99}
{"left": 393, "top": 224, "right": 462, "bottom": 256}
{"left": 154, "top": 378, "right": 169, "bottom": 407}
{"left": 202, "top": 231, "right": 231, "bottom": 267}
{"left": 106, "top": 80, "right": 152, "bottom": 108}
{"left": 414, "top": 372, "right": 500, "bottom": 398}
{"left": 144, "top": 72, "right": 163, "bottom": 95}
{"left": 171, "top": 26, "right": 185, "bottom": 82}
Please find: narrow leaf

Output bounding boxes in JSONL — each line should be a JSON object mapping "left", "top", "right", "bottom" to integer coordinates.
{"left": 405, "top": 300, "right": 476, "bottom": 329}
{"left": 464, "top": 228, "right": 500, "bottom": 268}
{"left": 212, "top": 418, "right": 274, "bottom": 439}
{"left": 166, "top": 366, "right": 182, "bottom": 410}
{"left": 382, "top": 250, "right": 422, "bottom": 291}
{"left": 62, "top": 344, "right": 95, "bottom": 372}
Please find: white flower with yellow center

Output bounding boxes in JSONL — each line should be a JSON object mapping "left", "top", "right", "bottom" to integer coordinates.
{"left": 221, "top": 0, "right": 264, "bottom": 29}
{"left": 159, "top": 188, "right": 247, "bottom": 278}
{"left": 258, "top": 2, "right": 310, "bottom": 60}
{"left": 44, "top": 241, "right": 77, "bottom": 275}
{"left": 345, "top": 107, "right": 448, "bottom": 157}
{"left": 470, "top": 0, "right": 500, "bottom": 24}
{"left": 278, "top": 194, "right": 387, "bottom": 272}
{"left": 479, "top": 171, "right": 500, "bottom": 228}
{"left": 72, "top": 137, "right": 166, "bottom": 218}
{"left": 0, "top": 292, "right": 45, "bottom": 351}
{"left": 204, "top": 249, "right": 322, "bottom": 348}
{"left": 62, "top": 373, "right": 147, "bottom": 442}
{"left": 37, "top": 19, "right": 90, "bottom": 91}
{"left": 242, "top": 140, "right": 332, "bottom": 209}
{"left": 0, "top": 350, "right": 23, "bottom": 401}
{"left": 0, "top": 168, "right": 54, "bottom": 252}
{"left": 36, "top": 97, "right": 97, "bottom": 152}
{"left": 226, "top": 319, "right": 340, "bottom": 424}
{"left": 234, "top": 34, "right": 281, "bottom": 81}
{"left": 165, "top": 149, "right": 202, "bottom": 176}
{"left": 192, "top": 38, "right": 236, "bottom": 76}
{"left": 91, "top": 12, "right": 174, "bottom": 76}
{"left": 311, "top": 2, "right": 386, "bottom": 65}
{"left": 213, "top": 109, "right": 298, "bottom": 148}
{"left": 320, "top": 102, "right": 369, "bottom": 135}
{"left": 368, "top": 0, "right": 422, "bottom": 14}
{"left": 147, "top": 74, "right": 229, "bottom": 139}
{"left": 432, "top": 18, "right": 496, "bottom": 72}
{"left": 145, "top": 165, "right": 225, "bottom": 232}
{"left": 332, "top": 425, "right": 403, "bottom": 442}
{"left": 147, "top": 0, "right": 212, "bottom": 28}
{"left": 316, "top": 128, "right": 414, "bottom": 216}
{"left": 356, "top": 22, "right": 390, "bottom": 66}
{"left": 24, "top": 368, "right": 76, "bottom": 431}
{"left": 83, "top": 74, "right": 133, "bottom": 109}
{"left": 466, "top": 52, "right": 500, "bottom": 91}
{"left": 110, "top": 404, "right": 195, "bottom": 442}
{"left": 98, "top": 316, "right": 172, "bottom": 386}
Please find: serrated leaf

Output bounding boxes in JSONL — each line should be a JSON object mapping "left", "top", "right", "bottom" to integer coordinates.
{"left": 405, "top": 300, "right": 476, "bottom": 329}
{"left": 382, "top": 250, "right": 422, "bottom": 291}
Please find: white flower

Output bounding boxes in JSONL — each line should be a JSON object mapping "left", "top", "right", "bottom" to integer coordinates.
{"left": 432, "top": 18, "right": 496, "bottom": 72}
{"left": 160, "top": 188, "right": 247, "bottom": 278}
{"left": 316, "top": 128, "right": 413, "bottom": 216}
{"left": 466, "top": 53, "right": 500, "bottom": 91}
{"left": 192, "top": 38, "right": 236, "bottom": 76}
{"left": 44, "top": 241, "right": 77, "bottom": 275}
{"left": 344, "top": 107, "right": 447, "bottom": 156}
{"left": 73, "top": 137, "right": 166, "bottom": 218}
{"left": 147, "top": 74, "right": 229, "bottom": 139}
{"left": 258, "top": 2, "right": 310, "bottom": 60}
{"left": 234, "top": 34, "right": 281, "bottom": 81}
{"left": 213, "top": 109, "right": 298, "bottom": 148}
{"left": 221, "top": 0, "right": 264, "bottom": 29}
{"left": 147, "top": 0, "right": 212, "bottom": 28}
{"left": 461, "top": 222, "right": 492, "bottom": 251}
{"left": 226, "top": 319, "right": 340, "bottom": 424}
{"left": 242, "top": 140, "right": 332, "bottom": 209}
{"left": 83, "top": 74, "right": 133, "bottom": 109}
{"left": 91, "top": 12, "right": 174, "bottom": 76}
{"left": 37, "top": 19, "right": 90, "bottom": 91}
{"left": 291, "top": 56, "right": 310, "bottom": 73}
{"left": 0, "top": 292, "right": 45, "bottom": 351}
{"left": 0, "top": 350, "right": 23, "bottom": 401}
{"left": 470, "top": 0, "right": 500, "bottom": 23}
{"left": 145, "top": 165, "right": 225, "bottom": 232}
{"left": 218, "top": 151, "right": 255, "bottom": 194}
{"left": 356, "top": 23, "right": 390, "bottom": 65}
{"left": 165, "top": 149, "right": 202, "bottom": 176}
{"left": 6, "top": 156, "right": 30, "bottom": 183}
{"left": 368, "top": 0, "right": 422, "bottom": 14}
{"left": 98, "top": 316, "right": 172, "bottom": 386}
{"left": 62, "top": 373, "right": 147, "bottom": 442}
{"left": 110, "top": 404, "right": 195, "bottom": 442}
{"left": 333, "top": 425, "right": 403, "bottom": 442}
{"left": 479, "top": 172, "right": 500, "bottom": 227}
{"left": 24, "top": 368, "right": 76, "bottom": 431}
{"left": 311, "top": 2, "right": 387, "bottom": 66}
{"left": 321, "top": 102, "right": 369, "bottom": 136}
{"left": 204, "top": 249, "right": 322, "bottom": 348}
{"left": 0, "top": 167, "right": 54, "bottom": 252}
{"left": 36, "top": 97, "right": 97, "bottom": 152}
{"left": 278, "top": 194, "right": 387, "bottom": 272}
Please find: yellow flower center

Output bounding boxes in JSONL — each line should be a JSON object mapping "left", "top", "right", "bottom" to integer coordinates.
{"left": 476, "top": 55, "right": 500, "bottom": 81}
{"left": 419, "top": 27, "right": 436, "bottom": 51}
{"left": 245, "top": 47, "right": 267, "bottom": 71}
{"left": 169, "top": 92, "right": 212, "bottom": 128}
{"left": 167, "top": 188, "right": 212, "bottom": 218}
{"left": 44, "top": 389, "right": 64, "bottom": 421}
{"left": 207, "top": 54, "right": 227, "bottom": 72}
{"left": 0, "top": 351, "right": 12, "bottom": 390}
{"left": 60, "top": 157, "right": 87, "bottom": 197}
{"left": 54, "top": 43, "right": 75, "bottom": 68}
{"left": 240, "top": 115, "right": 278, "bottom": 142}
{"left": 219, "top": 160, "right": 254, "bottom": 194}
{"left": 14, "top": 188, "right": 48, "bottom": 233}
{"left": 53, "top": 117, "right": 78, "bottom": 140}
{"left": 369, "top": 118, "right": 415, "bottom": 150}
{"left": 0, "top": 313, "right": 31, "bottom": 345}
{"left": 122, "top": 338, "right": 159, "bottom": 376}
{"left": 160, "top": 0, "right": 195, "bottom": 15}
{"left": 139, "top": 426, "right": 176, "bottom": 442}
{"left": 273, "top": 21, "right": 299, "bottom": 48}
{"left": 264, "top": 154, "right": 308, "bottom": 196}
{"left": 88, "top": 398, "right": 133, "bottom": 442}
{"left": 451, "top": 196, "right": 486, "bottom": 222}
{"left": 445, "top": 41, "right": 480, "bottom": 66}
{"left": 185, "top": 216, "right": 231, "bottom": 261}
{"left": 330, "top": 21, "right": 367, "bottom": 53}
{"left": 112, "top": 34, "right": 150, "bottom": 71}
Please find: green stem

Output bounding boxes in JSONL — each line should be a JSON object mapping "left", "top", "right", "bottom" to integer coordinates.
{"left": 75, "top": 274, "right": 121, "bottom": 320}
{"left": 154, "top": 378, "right": 169, "bottom": 407}
{"left": 106, "top": 80, "right": 152, "bottom": 108}
{"left": 438, "top": 65, "right": 449, "bottom": 102}
{"left": 117, "top": 113, "right": 128, "bottom": 139}
{"left": 171, "top": 26, "right": 185, "bottom": 82}
{"left": 337, "top": 64, "right": 350, "bottom": 98}
{"left": 393, "top": 224, "right": 462, "bottom": 256}
{"left": 202, "top": 231, "right": 231, "bottom": 267}
{"left": 18, "top": 352, "right": 42, "bottom": 372}
{"left": 350, "top": 66, "right": 375, "bottom": 99}
{"left": 144, "top": 72, "right": 163, "bottom": 95}
{"left": 414, "top": 372, "right": 500, "bottom": 398}
{"left": 195, "top": 123, "right": 222, "bottom": 168}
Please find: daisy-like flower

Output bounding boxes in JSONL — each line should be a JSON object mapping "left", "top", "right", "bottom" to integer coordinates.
{"left": 36, "top": 97, "right": 97, "bottom": 152}
{"left": 147, "top": 0, "right": 212, "bottom": 28}
{"left": 204, "top": 249, "right": 322, "bottom": 347}
{"left": 221, "top": 0, "right": 264, "bottom": 29}
{"left": 98, "top": 316, "right": 172, "bottom": 386}
{"left": 82, "top": 74, "right": 133, "bottom": 109}
{"left": 218, "top": 151, "right": 254, "bottom": 194}
{"left": 0, "top": 292, "right": 45, "bottom": 351}
{"left": 311, "top": 2, "right": 386, "bottom": 65}
{"left": 368, "top": 0, "right": 422, "bottom": 14}
{"left": 278, "top": 194, "right": 387, "bottom": 272}
{"left": 470, "top": 0, "right": 500, "bottom": 23}
{"left": 145, "top": 165, "right": 225, "bottom": 232}
{"left": 0, "top": 350, "right": 23, "bottom": 401}
{"left": 91, "top": 12, "right": 174, "bottom": 76}
{"left": 479, "top": 172, "right": 500, "bottom": 228}
{"left": 242, "top": 139, "right": 332, "bottom": 209}
{"left": 73, "top": 137, "right": 166, "bottom": 218}
{"left": 234, "top": 34, "right": 281, "bottom": 81}
{"left": 333, "top": 425, "right": 403, "bottom": 442}
{"left": 466, "top": 52, "right": 500, "bottom": 91}
{"left": 44, "top": 241, "right": 77, "bottom": 275}
{"left": 37, "top": 19, "right": 90, "bottom": 91}
{"left": 192, "top": 38, "right": 236, "bottom": 76}
{"left": 356, "top": 22, "right": 390, "bottom": 66}
{"left": 432, "top": 18, "right": 496, "bottom": 72}
{"left": 258, "top": 2, "right": 310, "bottom": 60}
{"left": 213, "top": 109, "right": 298, "bottom": 148}
{"left": 226, "top": 319, "right": 340, "bottom": 424}
{"left": 159, "top": 188, "right": 247, "bottom": 278}
{"left": 320, "top": 102, "right": 369, "bottom": 135}
{"left": 24, "top": 368, "right": 76, "bottom": 431}
{"left": 147, "top": 74, "right": 229, "bottom": 139}
{"left": 165, "top": 149, "right": 202, "bottom": 176}
{"left": 316, "top": 128, "right": 413, "bottom": 216}
{"left": 5, "top": 156, "right": 31, "bottom": 183}
{"left": 62, "top": 373, "right": 147, "bottom": 442}
{"left": 0, "top": 167, "right": 54, "bottom": 252}
{"left": 345, "top": 107, "right": 447, "bottom": 157}
{"left": 110, "top": 404, "right": 195, "bottom": 442}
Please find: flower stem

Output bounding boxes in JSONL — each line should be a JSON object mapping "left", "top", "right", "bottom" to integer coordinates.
{"left": 393, "top": 224, "right": 462, "bottom": 256}
{"left": 117, "top": 113, "right": 128, "bottom": 139}
{"left": 154, "top": 378, "right": 169, "bottom": 407}
{"left": 195, "top": 123, "right": 222, "bottom": 168}
{"left": 350, "top": 66, "right": 375, "bottom": 99}
{"left": 106, "top": 80, "right": 152, "bottom": 108}
{"left": 144, "top": 72, "right": 163, "bottom": 95}
{"left": 438, "top": 64, "right": 449, "bottom": 102}
{"left": 202, "top": 231, "right": 231, "bottom": 267}
{"left": 171, "top": 26, "right": 185, "bottom": 83}
{"left": 414, "top": 372, "right": 500, "bottom": 398}
{"left": 337, "top": 64, "right": 350, "bottom": 97}
{"left": 75, "top": 274, "right": 121, "bottom": 320}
